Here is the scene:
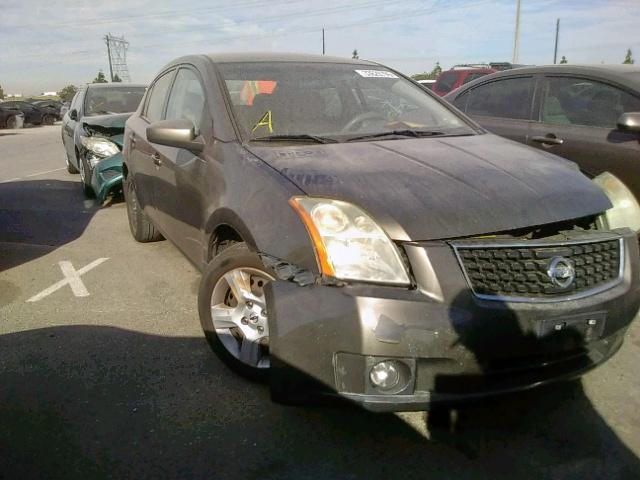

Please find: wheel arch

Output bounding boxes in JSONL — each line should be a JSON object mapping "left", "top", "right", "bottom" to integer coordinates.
{"left": 205, "top": 208, "right": 259, "bottom": 262}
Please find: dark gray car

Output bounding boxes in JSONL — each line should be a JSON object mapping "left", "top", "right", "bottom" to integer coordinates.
{"left": 444, "top": 65, "right": 640, "bottom": 204}
{"left": 123, "top": 53, "right": 640, "bottom": 411}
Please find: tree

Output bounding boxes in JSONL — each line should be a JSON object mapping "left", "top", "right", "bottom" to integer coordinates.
{"left": 623, "top": 48, "right": 634, "bottom": 64}
{"left": 0, "top": 84, "right": 4, "bottom": 100}
{"left": 113, "top": 74, "right": 122, "bottom": 82}
{"left": 560, "top": 56, "right": 568, "bottom": 64}
{"left": 352, "top": 49, "right": 359, "bottom": 59}
{"left": 410, "top": 62, "right": 443, "bottom": 81}
{"left": 58, "top": 84, "right": 77, "bottom": 103}
{"left": 92, "top": 70, "right": 108, "bottom": 83}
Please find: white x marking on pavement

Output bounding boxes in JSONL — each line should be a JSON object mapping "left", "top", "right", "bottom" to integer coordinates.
{"left": 27, "top": 258, "right": 109, "bottom": 302}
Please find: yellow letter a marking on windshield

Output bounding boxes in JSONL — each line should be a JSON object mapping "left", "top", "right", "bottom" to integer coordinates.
{"left": 252, "top": 110, "right": 273, "bottom": 133}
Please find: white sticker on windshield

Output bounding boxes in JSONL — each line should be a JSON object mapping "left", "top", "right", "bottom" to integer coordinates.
{"left": 355, "top": 69, "right": 398, "bottom": 79}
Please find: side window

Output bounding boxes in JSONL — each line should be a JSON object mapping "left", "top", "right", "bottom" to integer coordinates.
{"left": 70, "top": 91, "right": 82, "bottom": 112}
{"left": 540, "top": 76, "right": 640, "bottom": 128}
{"left": 145, "top": 71, "right": 174, "bottom": 122}
{"left": 165, "top": 68, "right": 206, "bottom": 130}
{"left": 435, "top": 71, "right": 458, "bottom": 92}
{"left": 452, "top": 91, "right": 469, "bottom": 111}
{"left": 466, "top": 77, "right": 534, "bottom": 120}
{"left": 463, "top": 72, "right": 487, "bottom": 85}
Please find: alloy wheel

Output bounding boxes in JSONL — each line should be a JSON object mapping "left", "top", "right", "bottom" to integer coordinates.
{"left": 210, "top": 267, "right": 274, "bottom": 368}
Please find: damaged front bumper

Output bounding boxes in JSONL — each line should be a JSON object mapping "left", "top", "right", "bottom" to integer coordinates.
{"left": 90, "top": 152, "right": 123, "bottom": 203}
{"left": 266, "top": 229, "right": 640, "bottom": 412}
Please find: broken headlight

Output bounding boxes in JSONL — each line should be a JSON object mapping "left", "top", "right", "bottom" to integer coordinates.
{"left": 289, "top": 197, "right": 410, "bottom": 285}
{"left": 80, "top": 136, "right": 119, "bottom": 160}
{"left": 593, "top": 172, "right": 640, "bottom": 231}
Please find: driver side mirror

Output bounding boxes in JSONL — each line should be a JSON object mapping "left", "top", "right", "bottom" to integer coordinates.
{"left": 146, "top": 119, "right": 204, "bottom": 153}
{"left": 617, "top": 112, "right": 640, "bottom": 133}
{"left": 69, "top": 109, "right": 78, "bottom": 121}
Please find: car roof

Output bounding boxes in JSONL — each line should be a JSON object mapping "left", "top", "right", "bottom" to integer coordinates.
{"left": 166, "top": 52, "right": 379, "bottom": 66}
{"left": 85, "top": 83, "right": 147, "bottom": 89}
{"left": 449, "top": 64, "right": 640, "bottom": 95}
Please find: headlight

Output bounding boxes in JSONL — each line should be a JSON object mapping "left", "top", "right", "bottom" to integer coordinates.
{"left": 289, "top": 197, "right": 410, "bottom": 285}
{"left": 593, "top": 172, "right": 640, "bottom": 231}
{"left": 80, "top": 136, "right": 119, "bottom": 158}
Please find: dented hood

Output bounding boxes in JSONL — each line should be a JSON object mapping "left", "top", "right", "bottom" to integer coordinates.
{"left": 82, "top": 112, "right": 131, "bottom": 138}
{"left": 247, "top": 134, "right": 611, "bottom": 241}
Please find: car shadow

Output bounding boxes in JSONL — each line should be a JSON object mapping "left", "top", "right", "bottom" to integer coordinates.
{"left": 0, "top": 179, "right": 98, "bottom": 274}
{"left": 428, "top": 291, "right": 640, "bottom": 479}
{"left": 1, "top": 321, "right": 638, "bottom": 479}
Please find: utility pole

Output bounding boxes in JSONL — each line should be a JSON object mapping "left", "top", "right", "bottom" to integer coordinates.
{"left": 512, "top": 0, "right": 521, "bottom": 64}
{"left": 322, "top": 28, "right": 325, "bottom": 55}
{"left": 105, "top": 36, "right": 114, "bottom": 82}
{"left": 104, "top": 34, "right": 131, "bottom": 82}
{"left": 553, "top": 18, "right": 560, "bottom": 64}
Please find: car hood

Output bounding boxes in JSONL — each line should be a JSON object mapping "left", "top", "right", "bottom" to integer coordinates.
{"left": 81, "top": 112, "right": 132, "bottom": 137}
{"left": 247, "top": 134, "right": 611, "bottom": 241}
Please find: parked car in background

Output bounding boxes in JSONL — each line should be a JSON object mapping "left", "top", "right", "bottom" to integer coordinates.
{"left": 61, "top": 83, "right": 146, "bottom": 199}
{"left": 0, "top": 100, "right": 55, "bottom": 125}
{"left": 0, "top": 104, "right": 25, "bottom": 129}
{"left": 417, "top": 79, "right": 436, "bottom": 90}
{"left": 32, "top": 100, "right": 63, "bottom": 120}
{"left": 432, "top": 66, "right": 496, "bottom": 96}
{"left": 444, "top": 65, "right": 640, "bottom": 210}
{"left": 123, "top": 53, "right": 640, "bottom": 411}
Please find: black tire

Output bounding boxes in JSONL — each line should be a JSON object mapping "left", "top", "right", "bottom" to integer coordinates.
{"left": 198, "top": 242, "right": 273, "bottom": 382}
{"left": 6, "top": 115, "right": 16, "bottom": 129}
{"left": 78, "top": 155, "right": 95, "bottom": 198}
{"left": 43, "top": 114, "right": 55, "bottom": 125}
{"left": 123, "top": 175, "right": 163, "bottom": 242}
{"left": 65, "top": 151, "right": 79, "bottom": 174}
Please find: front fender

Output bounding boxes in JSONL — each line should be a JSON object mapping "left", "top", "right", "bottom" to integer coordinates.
{"left": 91, "top": 152, "right": 123, "bottom": 203}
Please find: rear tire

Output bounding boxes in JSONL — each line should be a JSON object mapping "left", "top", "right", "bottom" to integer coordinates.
{"left": 123, "top": 175, "right": 163, "bottom": 242}
{"left": 6, "top": 116, "right": 16, "bottom": 129}
{"left": 43, "top": 114, "right": 55, "bottom": 125}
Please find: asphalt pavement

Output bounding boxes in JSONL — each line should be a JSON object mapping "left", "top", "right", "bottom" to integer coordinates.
{"left": 1, "top": 125, "right": 640, "bottom": 480}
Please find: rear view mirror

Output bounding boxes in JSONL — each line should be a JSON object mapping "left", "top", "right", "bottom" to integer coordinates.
{"left": 617, "top": 112, "right": 640, "bottom": 133}
{"left": 69, "top": 109, "right": 78, "bottom": 121}
{"left": 146, "top": 119, "right": 204, "bottom": 152}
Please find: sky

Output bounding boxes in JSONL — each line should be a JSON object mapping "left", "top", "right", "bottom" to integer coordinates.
{"left": 1, "top": 0, "right": 639, "bottom": 94}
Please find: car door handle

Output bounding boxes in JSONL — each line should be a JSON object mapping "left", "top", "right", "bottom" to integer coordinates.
{"left": 152, "top": 153, "right": 162, "bottom": 166}
{"left": 531, "top": 135, "right": 564, "bottom": 146}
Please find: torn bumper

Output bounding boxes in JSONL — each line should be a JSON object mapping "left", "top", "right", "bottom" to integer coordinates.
{"left": 267, "top": 230, "right": 640, "bottom": 412}
{"left": 90, "top": 153, "right": 123, "bottom": 203}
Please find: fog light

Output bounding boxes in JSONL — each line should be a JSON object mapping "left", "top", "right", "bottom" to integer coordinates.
{"left": 369, "top": 361, "right": 400, "bottom": 390}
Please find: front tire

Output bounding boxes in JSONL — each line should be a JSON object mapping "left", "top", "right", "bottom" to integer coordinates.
{"left": 123, "top": 175, "right": 163, "bottom": 242}
{"left": 43, "top": 114, "right": 55, "bottom": 125}
{"left": 78, "top": 154, "right": 95, "bottom": 198}
{"left": 65, "top": 151, "right": 79, "bottom": 174}
{"left": 6, "top": 115, "right": 17, "bottom": 129}
{"left": 198, "top": 242, "right": 274, "bottom": 382}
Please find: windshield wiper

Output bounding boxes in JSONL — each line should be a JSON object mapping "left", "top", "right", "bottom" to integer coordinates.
{"left": 345, "top": 130, "right": 445, "bottom": 142}
{"left": 250, "top": 134, "right": 339, "bottom": 144}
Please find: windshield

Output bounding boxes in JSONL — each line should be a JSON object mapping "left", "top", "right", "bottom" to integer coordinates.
{"left": 84, "top": 86, "right": 146, "bottom": 116}
{"left": 218, "top": 62, "right": 474, "bottom": 141}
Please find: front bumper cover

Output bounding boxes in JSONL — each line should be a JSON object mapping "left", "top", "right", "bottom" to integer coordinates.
{"left": 90, "top": 152, "right": 123, "bottom": 202}
{"left": 267, "top": 229, "right": 640, "bottom": 412}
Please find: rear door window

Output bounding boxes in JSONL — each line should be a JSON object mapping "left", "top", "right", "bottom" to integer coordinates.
{"left": 145, "top": 71, "right": 174, "bottom": 122}
{"left": 435, "top": 71, "right": 458, "bottom": 92}
{"left": 165, "top": 68, "right": 206, "bottom": 131}
{"left": 466, "top": 77, "right": 535, "bottom": 120}
{"left": 540, "top": 76, "right": 640, "bottom": 128}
